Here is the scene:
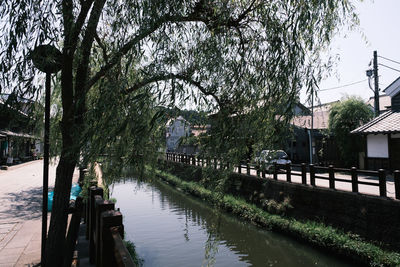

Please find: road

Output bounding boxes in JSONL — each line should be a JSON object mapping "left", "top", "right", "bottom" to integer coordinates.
{"left": 0, "top": 159, "right": 64, "bottom": 267}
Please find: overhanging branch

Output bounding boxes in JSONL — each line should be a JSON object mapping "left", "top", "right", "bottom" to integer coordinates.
{"left": 124, "top": 72, "right": 222, "bottom": 107}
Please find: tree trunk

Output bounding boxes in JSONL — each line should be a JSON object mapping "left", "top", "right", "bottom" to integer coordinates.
{"left": 45, "top": 152, "right": 76, "bottom": 266}
{"left": 44, "top": 47, "right": 77, "bottom": 265}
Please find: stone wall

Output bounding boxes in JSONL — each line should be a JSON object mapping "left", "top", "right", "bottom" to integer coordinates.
{"left": 159, "top": 160, "right": 400, "bottom": 249}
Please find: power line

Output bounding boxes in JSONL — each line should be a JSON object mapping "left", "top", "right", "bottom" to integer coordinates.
{"left": 378, "top": 55, "right": 400, "bottom": 65}
{"left": 378, "top": 63, "right": 400, "bottom": 73}
{"left": 318, "top": 79, "right": 368, "bottom": 91}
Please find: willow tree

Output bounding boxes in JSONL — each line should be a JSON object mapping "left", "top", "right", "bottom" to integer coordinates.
{"left": 1, "top": 0, "right": 357, "bottom": 265}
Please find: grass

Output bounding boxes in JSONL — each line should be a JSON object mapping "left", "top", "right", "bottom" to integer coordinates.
{"left": 153, "top": 167, "right": 400, "bottom": 267}
{"left": 123, "top": 239, "right": 144, "bottom": 267}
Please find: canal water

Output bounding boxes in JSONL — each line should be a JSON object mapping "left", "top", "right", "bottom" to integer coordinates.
{"left": 111, "top": 178, "right": 352, "bottom": 267}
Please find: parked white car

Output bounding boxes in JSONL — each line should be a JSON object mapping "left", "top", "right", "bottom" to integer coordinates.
{"left": 254, "top": 150, "right": 291, "bottom": 170}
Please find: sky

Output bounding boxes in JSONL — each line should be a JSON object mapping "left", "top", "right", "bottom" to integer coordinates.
{"left": 302, "top": 0, "right": 400, "bottom": 106}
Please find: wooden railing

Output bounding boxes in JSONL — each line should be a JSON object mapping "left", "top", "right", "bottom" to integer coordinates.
{"left": 64, "top": 196, "right": 84, "bottom": 267}
{"left": 84, "top": 185, "right": 136, "bottom": 267}
{"left": 165, "top": 152, "right": 400, "bottom": 200}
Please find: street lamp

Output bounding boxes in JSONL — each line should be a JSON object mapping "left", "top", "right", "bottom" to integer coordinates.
{"left": 30, "top": 44, "right": 62, "bottom": 266}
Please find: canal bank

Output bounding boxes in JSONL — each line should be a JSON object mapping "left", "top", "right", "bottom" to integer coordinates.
{"left": 150, "top": 165, "right": 400, "bottom": 266}
{"left": 110, "top": 176, "right": 353, "bottom": 266}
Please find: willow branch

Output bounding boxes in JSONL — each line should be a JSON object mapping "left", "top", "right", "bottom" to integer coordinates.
{"left": 124, "top": 72, "right": 222, "bottom": 107}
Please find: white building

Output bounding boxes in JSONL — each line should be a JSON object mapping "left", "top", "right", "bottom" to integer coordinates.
{"left": 352, "top": 76, "right": 400, "bottom": 171}
{"left": 166, "top": 116, "right": 191, "bottom": 152}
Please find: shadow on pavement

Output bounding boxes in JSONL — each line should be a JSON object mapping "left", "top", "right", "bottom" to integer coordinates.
{"left": 0, "top": 186, "right": 44, "bottom": 221}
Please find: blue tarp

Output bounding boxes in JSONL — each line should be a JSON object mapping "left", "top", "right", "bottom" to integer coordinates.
{"left": 48, "top": 183, "right": 82, "bottom": 211}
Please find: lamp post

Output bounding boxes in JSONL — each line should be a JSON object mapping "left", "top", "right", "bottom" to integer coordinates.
{"left": 30, "top": 44, "right": 62, "bottom": 266}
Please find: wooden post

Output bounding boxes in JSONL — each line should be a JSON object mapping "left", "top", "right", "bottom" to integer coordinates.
{"left": 378, "top": 169, "right": 386, "bottom": 197}
{"left": 262, "top": 164, "right": 266, "bottom": 178}
{"left": 310, "top": 164, "right": 315, "bottom": 186}
{"left": 301, "top": 163, "right": 307, "bottom": 184}
{"left": 394, "top": 170, "right": 400, "bottom": 200}
{"left": 88, "top": 187, "right": 103, "bottom": 263}
{"left": 286, "top": 163, "right": 291, "bottom": 182}
{"left": 110, "top": 226, "right": 136, "bottom": 266}
{"left": 351, "top": 167, "right": 358, "bottom": 193}
{"left": 95, "top": 197, "right": 115, "bottom": 266}
{"left": 273, "top": 162, "right": 278, "bottom": 180}
{"left": 238, "top": 163, "right": 241, "bottom": 174}
{"left": 87, "top": 186, "right": 102, "bottom": 240}
{"left": 214, "top": 158, "right": 217, "bottom": 169}
{"left": 328, "top": 165, "right": 335, "bottom": 189}
{"left": 63, "top": 197, "right": 83, "bottom": 267}
{"left": 100, "top": 210, "right": 123, "bottom": 267}
{"left": 246, "top": 161, "right": 250, "bottom": 175}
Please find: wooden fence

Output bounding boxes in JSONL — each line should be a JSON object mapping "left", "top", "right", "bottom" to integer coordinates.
{"left": 64, "top": 196, "right": 84, "bottom": 267}
{"left": 165, "top": 152, "right": 400, "bottom": 200}
{"left": 84, "top": 185, "right": 136, "bottom": 267}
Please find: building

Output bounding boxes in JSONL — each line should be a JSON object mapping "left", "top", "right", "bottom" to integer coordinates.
{"left": 352, "top": 76, "right": 400, "bottom": 171}
{"left": 290, "top": 101, "right": 339, "bottom": 165}
{"left": 0, "top": 95, "right": 41, "bottom": 165}
{"left": 166, "top": 116, "right": 191, "bottom": 152}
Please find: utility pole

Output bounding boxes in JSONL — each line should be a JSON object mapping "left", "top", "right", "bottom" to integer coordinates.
{"left": 373, "top": 50, "right": 380, "bottom": 117}
{"left": 309, "top": 87, "right": 314, "bottom": 164}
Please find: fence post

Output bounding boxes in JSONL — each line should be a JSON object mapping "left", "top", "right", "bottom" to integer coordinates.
{"left": 286, "top": 163, "right": 291, "bottom": 182}
{"left": 394, "top": 170, "right": 400, "bottom": 200}
{"left": 63, "top": 197, "right": 83, "bottom": 267}
{"left": 273, "top": 162, "right": 278, "bottom": 180}
{"left": 262, "top": 164, "right": 266, "bottom": 178}
{"left": 192, "top": 155, "right": 195, "bottom": 165}
{"left": 95, "top": 197, "right": 115, "bottom": 266}
{"left": 100, "top": 210, "right": 123, "bottom": 267}
{"left": 88, "top": 187, "right": 103, "bottom": 263}
{"left": 214, "top": 158, "right": 217, "bottom": 169}
{"left": 86, "top": 185, "right": 100, "bottom": 236}
{"left": 378, "top": 169, "right": 387, "bottom": 197}
{"left": 328, "top": 165, "right": 335, "bottom": 189}
{"left": 351, "top": 167, "right": 358, "bottom": 193}
{"left": 246, "top": 160, "right": 250, "bottom": 175}
{"left": 301, "top": 163, "right": 307, "bottom": 184}
{"left": 238, "top": 163, "right": 241, "bottom": 174}
{"left": 310, "top": 164, "right": 315, "bottom": 186}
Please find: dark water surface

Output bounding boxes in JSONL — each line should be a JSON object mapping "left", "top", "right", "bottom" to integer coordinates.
{"left": 111, "top": 178, "right": 352, "bottom": 267}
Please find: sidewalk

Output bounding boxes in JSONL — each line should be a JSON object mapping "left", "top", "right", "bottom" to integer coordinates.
{"left": 0, "top": 160, "right": 78, "bottom": 267}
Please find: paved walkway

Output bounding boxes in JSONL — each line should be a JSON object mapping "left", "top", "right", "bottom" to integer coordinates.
{"left": 0, "top": 160, "right": 58, "bottom": 267}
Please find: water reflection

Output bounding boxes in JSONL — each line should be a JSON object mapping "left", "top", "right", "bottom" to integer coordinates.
{"left": 111, "top": 178, "right": 352, "bottom": 267}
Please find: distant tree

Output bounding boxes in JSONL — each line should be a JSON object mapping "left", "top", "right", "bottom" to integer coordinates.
{"left": 328, "top": 97, "right": 373, "bottom": 167}
{"left": 1, "top": 0, "right": 357, "bottom": 264}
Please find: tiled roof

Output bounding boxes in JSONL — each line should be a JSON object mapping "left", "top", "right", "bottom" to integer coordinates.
{"left": 351, "top": 110, "right": 400, "bottom": 134}
{"left": 291, "top": 110, "right": 330, "bottom": 129}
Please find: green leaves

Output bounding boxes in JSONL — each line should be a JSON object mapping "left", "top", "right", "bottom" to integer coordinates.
{"left": 329, "top": 96, "right": 374, "bottom": 166}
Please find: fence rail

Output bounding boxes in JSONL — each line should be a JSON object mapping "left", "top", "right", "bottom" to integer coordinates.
{"left": 84, "top": 185, "right": 136, "bottom": 267}
{"left": 165, "top": 152, "right": 400, "bottom": 200}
